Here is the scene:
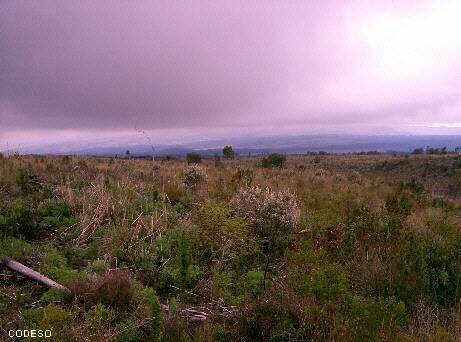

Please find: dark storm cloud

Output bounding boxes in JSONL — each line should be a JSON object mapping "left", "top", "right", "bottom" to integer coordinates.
{"left": 0, "top": 1, "right": 340, "bottom": 130}
{"left": 1, "top": 0, "right": 461, "bottom": 133}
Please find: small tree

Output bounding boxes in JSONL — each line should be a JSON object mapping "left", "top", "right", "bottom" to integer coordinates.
{"left": 261, "top": 153, "right": 286, "bottom": 168}
{"left": 125, "top": 150, "right": 131, "bottom": 158}
{"left": 223, "top": 145, "right": 234, "bottom": 159}
{"left": 183, "top": 165, "right": 207, "bottom": 187}
{"left": 230, "top": 186, "right": 299, "bottom": 289}
{"left": 186, "top": 152, "right": 202, "bottom": 164}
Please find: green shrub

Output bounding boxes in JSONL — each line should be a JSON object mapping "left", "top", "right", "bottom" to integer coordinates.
{"left": 211, "top": 271, "right": 237, "bottom": 305}
{"left": 156, "top": 229, "right": 201, "bottom": 293}
{"left": 432, "top": 197, "right": 454, "bottom": 212}
{"left": 448, "top": 171, "right": 461, "bottom": 196}
{"left": 183, "top": 165, "right": 207, "bottom": 188}
{"left": 177, "top": 230, "right": 200, "bottom": 289}
{"left": 261, "top": 153, "right": 286, "bottom": 168}
{"left": 86, "top": 259, "right": 109, "bottom": 275}
{"left": 345, "top": 295, "right": 407, "bottom": 341}
{"left": 164, "top": 182, "right": 190, "bottom": 207}
{"left": 0, "top": 199, "right": 75, "bottom": 240}
{"left": 40, "top": 304, "right": 72, "bottom": 340}
{"left": 240, "top": 271, "right": 265, "bottom": 297}
{"left": 394, "top": 231, "right": 461, "bottom": 306}
{"left": 0, "top": 199, "right": 39, "bottom": 239}
{"left": 0, "top": 236, "right": 31, "bottom": 260}
{"left": 213, "top": 324, "right": 231, "bottom": 342}
{"left": 196, "top": 200, "right": 249, "bottom": 262}
{"left": 239, "top": 295, "right": 302, "bottom": 341}
{"left": 223, "top": 145, "right": 234, "bottom": 159}
{"left": 38, "top": 200, "right": 76, "bottom": 230}
{"left": 304, "top": 263, "right": 349, "bottom": 302}
{"left": 386, "top": 192, "right": 413, "bottom": 217}
{"left": 85, "top": 303, "right": 114, "bottom": 329}
{"left": 115, "top": 319, "right": 141, "bottom": 342}
{"left": 214, "top": 154, "right": 221, "bottom": 167}
{"left": 186, "top": 152, "right": 202, "bottom": 164}
{"left": 16, "top": 168, "right": 31, "bottom": 192}
{"left": 41, "top": 246, "right": 81, "bottom": 283}
{"left": 41, "top": 288, "right": 64, "bottom": 304}
{"left": 20, "top": 308, "right": 44, "bottom": 328}
{"left": 132, "top": 283, "right": 161, "bottom": 339}
{"left": 406, "top": 177, "right": 424, "bottom": 194}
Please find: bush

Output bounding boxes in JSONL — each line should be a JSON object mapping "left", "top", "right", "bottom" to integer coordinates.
{"left": 115, "top": 319, "right": 141, "bottom": 342}
{"left": 345, "top": 295, "right": 407, "bottom": 340}
{"left": 394, "top": 231, "right": 461, "bottom": 307}
{"left": 0, "top": 236, "right": 31, "bottom": 260}
{"left": 86, "top": 259, "right": 109, "bottom": 275}
{"left": 386, "top": 192, "right": 413, "bottom": 217}
{"left": 223, "top": 145, "right": 234, "bottom": 159}
{"left": 0, "top": 199, "right": 39, "bottom": 239}
{"left": 38, "top": 200, "right": 76, "bottom": 230}
{"left": 176, "top": 230, "right": 200, "bottom": 289}
{"left": 238, "top": 295, "right": 304, "bottom": 341}
{"left": 40, "top": 304, "right": 72, "bottom": 340}
{"left": 183, "top": 165, "right": 207, "bottom": 188}
{"left": 186, "top": 152, "right": 202, "bottom": 164}
{"left": 96, "top": 271, "right": 134, "bottom": 308}
{"left": 231, "top": 169, "right": 254, "bottom": 187}
{"left": 261, "top": 153, "right": 286, "bottom": 168}
{"left": 41, "top": 288, "right": 64, "bottom": 304}
{"left": 304, "top": 262, "right": 349, "bottom": 302}
{"left": 0, "top": 199, "right": 76, "bottom": 240}
{"left": 406, "top": 177, "right": 424, "bottom": 194}
{"left": 20, "top": 308, "right": 44, "bottom": 329}
{"left": 240, "top": 271, "right": 265, "bottom": 297}
{"left": 348, "top": 170, "right": 361, "bottom": 183}
{"left": 85, "top": 303, "right": 114, "bottom": 329}
{"left": 163, "top": 182, "right": 190, "bottom": 207}
{"left": 157, "top": 229, "right": 201, "bottom": 292}
{"left": 41, "top": 246, "right": 81, "bottom": 283}
{"left": 230, "top": 186, "right": 300, "bottom": 241}
{"left": 210, "top": 271, "right": 237, "bottom": 305}
{"left": 195, "top": 200, "right": 249, "bottom": 262}
{"left": 132, "top": 283, "right": 161, "bottom": 339}
{"left": 16, "top": 168, "right": 31, "bottom": 192}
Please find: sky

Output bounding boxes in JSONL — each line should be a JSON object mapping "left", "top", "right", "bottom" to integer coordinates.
{"left": 2, "top": 0, "right": 461, "bottom": 150}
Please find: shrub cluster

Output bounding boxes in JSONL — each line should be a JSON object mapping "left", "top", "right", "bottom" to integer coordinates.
{"left": 186, "top": 152, "right": 202, "bottom": 164}
{"left": 183, "top": 165, "right": 207, "bottom": 188}
{"left": 230, "top": 186, "right": 300, "bottom": 240}
{"left": 261, "top": 153, "right": 286, "bottom": 168}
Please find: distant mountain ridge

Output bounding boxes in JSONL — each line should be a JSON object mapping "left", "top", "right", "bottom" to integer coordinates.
{"left": 12, "top": 134, "right": 461, "bottom": 156}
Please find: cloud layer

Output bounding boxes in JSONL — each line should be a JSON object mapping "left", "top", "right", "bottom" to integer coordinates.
{"left": 2, "top": 0, "right": 461, "bottom": 137}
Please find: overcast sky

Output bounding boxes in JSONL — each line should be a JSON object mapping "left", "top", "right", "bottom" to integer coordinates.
{"left": 2, "top": 1, "right": 461, "bottom": 148}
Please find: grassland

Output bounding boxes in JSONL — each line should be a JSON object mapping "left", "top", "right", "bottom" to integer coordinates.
{"left": 2, "top": 153, "right": 461, "bottom": 341}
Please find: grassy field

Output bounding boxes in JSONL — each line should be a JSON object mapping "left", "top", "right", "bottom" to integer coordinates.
{"left": 2, "top": 153, "right": 461, "bottom": 341}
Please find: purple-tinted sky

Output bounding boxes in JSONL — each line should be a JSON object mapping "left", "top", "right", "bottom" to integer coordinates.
{"left": 1, "top": 1, "right": 461, "bottom": 147}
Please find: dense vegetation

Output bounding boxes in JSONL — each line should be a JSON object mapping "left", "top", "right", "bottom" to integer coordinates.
{"left": 2, "top": 153, "right": 461, "bottom": 341}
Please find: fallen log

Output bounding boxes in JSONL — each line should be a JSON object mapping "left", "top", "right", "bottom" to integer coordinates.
{"left": 1, "top": 256, "right": 70, "bottom": 293}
